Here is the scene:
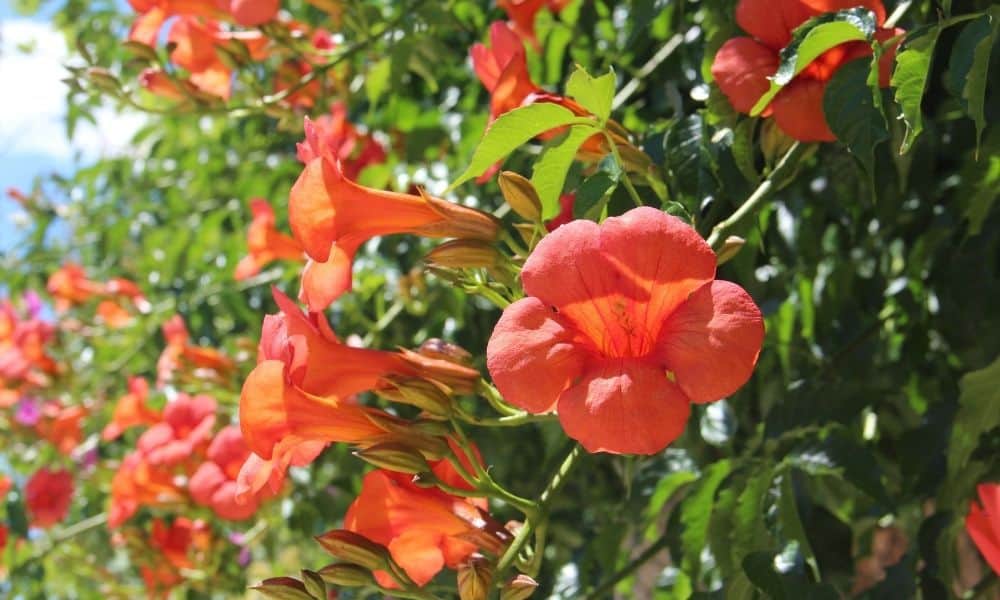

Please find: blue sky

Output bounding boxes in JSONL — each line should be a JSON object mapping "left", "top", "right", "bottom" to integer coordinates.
{"left": 0, "top": 2, "right": 142, "bottom": 253}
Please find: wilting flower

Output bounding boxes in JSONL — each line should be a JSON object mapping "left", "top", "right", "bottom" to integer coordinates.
{"left": 156, "top": 314, "right": 234, "bottom": 387}
{"left": 966, "top": 483, "right": 1000, "bottom": 575}
{"left": 25, "top": 468, "right": 74, "bottom": 528}
{"left": 234, "top": 199, "right": 304, "bottom": 281}
{"left": 137, "top": 392, "right": 217, "bottom": 466}
{"left": 102, "top": 377, "right": 161, "bottom": 441}
{"left": 189, "top": 425, "right": 269, "bottom": 520}
{"left": 342, "top": 461, "right": 504, "bottom": 587}
{"left": 290, "top": 119, "right": 499, "bottom": 309}
{"left": 711, "top": 0, "right": 903, "bottom": 141}
{"left": 497, "top": 0, "right": 572, "bottom": 49}
{"left": 487, "top": 207, "right": 764, "bottom": 454}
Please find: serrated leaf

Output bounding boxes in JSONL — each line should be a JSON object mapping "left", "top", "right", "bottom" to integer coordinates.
{"left": 751, "top": 8, "right": 877, "bottom": 115}
{"left": 679, "top": 459, "right": 732, "bottom": 581}
{"left": 823, "top": 58, "right": 888, "bottom": 177}
{"left": 452, "top": 103, "right": 586, "bottom": 188}
{"left": 950, "top": 9, "right": 999, "bottom": 153}
{"left": 947, "top": 353, "right": 1000, "bottom": 477}
{"left": 891, "top": 25, "right": 940, "bottom": 153}
{"left": 532, "top": 124, "right": 602, "bottom": 218}
{"left": 565, "top": 66, "right": 616, "bottom": 123}
{"left": 777, "top": 471, "right": 820, "bottom": 580}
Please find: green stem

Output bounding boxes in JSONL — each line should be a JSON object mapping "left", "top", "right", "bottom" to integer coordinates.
{"left": 705, "top": 142, "right": 806, "bottom": 251}
{"left": 603, "top": 131, "right": 644, "bottom": 207}
{"left": 583, "top": 534, "right": 671, "bottom": 599}
{"left": 496, "top": 444, "right": 583, "bottom": 576}
{"left": 477, "top": 381, "right": 521, "bottom": 417}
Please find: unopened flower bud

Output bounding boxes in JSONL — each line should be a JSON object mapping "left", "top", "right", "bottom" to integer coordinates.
{"left": 498, "top": 171, "right": 542, "bottom": 221}
{"left": 716, "top": 236, "right": 745, "bottom": 265}
{"left": 318, "top": 563, "right": 374, "bottom": 587}
{"left": 251, "top": 577, "right": 313, "bottom": 600}
{"left": 418, "top": 338, "right": 473, "bottom": 365}
{"left": 418, "top": 189, "right": 501, "bottom": 241}
{"left": 86, "top": 67, "right": 121, "bottom": 94}
{"left": 121, "top": 40, "right": 159, "bottom": 63}
{"left": 501, "top": 575, "right": 539, "bottom": 600}
{"left": 379, "top": 377, "right": 453, "bottom": 417}
{"left": 300, "top": 569, "right": 327, "bottom": 599}
{"left": 458, "top": 558, "right": 494, "bottom": 600}
{"left": 355, "top": 443, "right": 432, "bottom": 475}
{"left": 426, "top": 240, "right": 502, "bottom": 270}
{"left": 315, "top": 530, "right": 389, "bottom": 571}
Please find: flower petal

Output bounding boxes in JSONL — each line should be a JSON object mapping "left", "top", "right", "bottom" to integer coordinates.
{"left": 656, "top": 280, "right": 764, "bottom": 404}
{"left": 522, "top": 207, "right": 716, "bottom": 358}
{"left": 966, "top": 497, "right": 1000, "bottom": 575}
{"left": 487, "top": 297, "right": 588, "bottom": 414}
{"left": 557, "top": 359, "right": 691, "bottom": 454}
{"left": 712, "top": 37, "right": 779, "bottom": 115}
{"left": 770, "top": 77, "right": 836, "bottom": 141}
{"left": 298, "top": 250, "right": 355, "bottom": 312}
{"left": 736, "top": 0, "right": 815, "bottom": 49}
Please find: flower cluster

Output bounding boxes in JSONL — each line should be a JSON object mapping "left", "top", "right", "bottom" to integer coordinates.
{"left": 711, "top": 0, "right": 904, "bottom": 141}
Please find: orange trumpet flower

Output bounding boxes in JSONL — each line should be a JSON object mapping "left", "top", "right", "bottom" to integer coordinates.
{"left": 234, "top": 199, "right": 304, "bottom": 281}
{"left": 290, "top": 119, "right": 499, "bottom": 309}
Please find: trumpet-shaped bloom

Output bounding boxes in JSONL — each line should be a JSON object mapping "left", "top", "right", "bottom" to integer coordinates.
{"left": 238, "top": 289, "right": 479, "bottom": 493}
{"left": 102, "top": 377, "right": 161, "bottom": 441}
{"left": 109, "top": 452, "right": 185, "bottom": 527}
{"left": 343, "top": 464, "right": 496, "bottom": 588}
{"left": 487, "top": 207, "right": 764, "bottom": 454}
{"left": 156, "top": 314, "right": 234, "bottom": 387}
{"left": 234, "top": 198, "right": 304, "bottom": 281}
{"left": 290, "top": 120, "right": 499, "bottom": 310}
{"left": 966, "top": 483, "right": 1000, "bottom": 575}
{"left": 166, "top": 17, "right": 269, "bottom": 99}
{"left": 240, "top": 290, "right": 409, "bottom": 459}
{"left": 25, "top": 468, "right": 74, "bottom": 528}
{"left": 711, "top": 0, "right": 903, "bottom": 141}
{"left": 296, "top": 103, "right": 387, "bottom": 180}
{"left": 150, "top": 517, "right": 212, "bottom": 571}
{"left": 34, "top": 403, "right": 87, "bottom": 455}
{"left": 497, "top": 0, "right": 572, "bottom": 49}
{"left": 189, "top": 426, "right": 269, "bottom": 520}
{"left": 137, "top": 392, "right": 217, "bottom": 466}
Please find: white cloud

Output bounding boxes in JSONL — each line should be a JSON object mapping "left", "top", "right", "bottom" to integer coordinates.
{"left": 0, "top": 18, "right": 144, "bottom": 161}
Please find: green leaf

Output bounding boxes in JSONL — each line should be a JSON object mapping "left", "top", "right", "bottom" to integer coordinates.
{"left": 532, "top": 124, "right": 603, "bottom": 219}
{"left": 750, "top": 8, "right": 877, "bottom": 115}
{"left": 365, "top": 57, "right": 392, "bottom": 108}
{"left": 742, "top": 551, "right": 786, "bottom": 599}
{"left": 574, "top": 158, "right": 621, "bottom": 221}
{"left": 947, "top": 353, "right": 1000, "bottom": 477}
{"left": 786, "top": 429, "right": 891, "bottom": 506}
{"left": 679, "top": 459, "right": 732, "bottom": 581}
{"left": 643, "top": 470, "right": 698, "bottom": 541}
{"left": 777, "top": 472, "right": 820, "bottom": 580}
{"left": 823, "top": 58, "right": 888, "bottom": 177}
{"left": 891, "top": 25, "right": 940, "bottom": 153}
{"left": 565, "top": 65, "right": 616, "bottom": 123}
{"left": 947, "top": 9, "right": 999, "bottom": 153}
{"left": 451, "top": 103, "right": 586, "bottom": 188}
